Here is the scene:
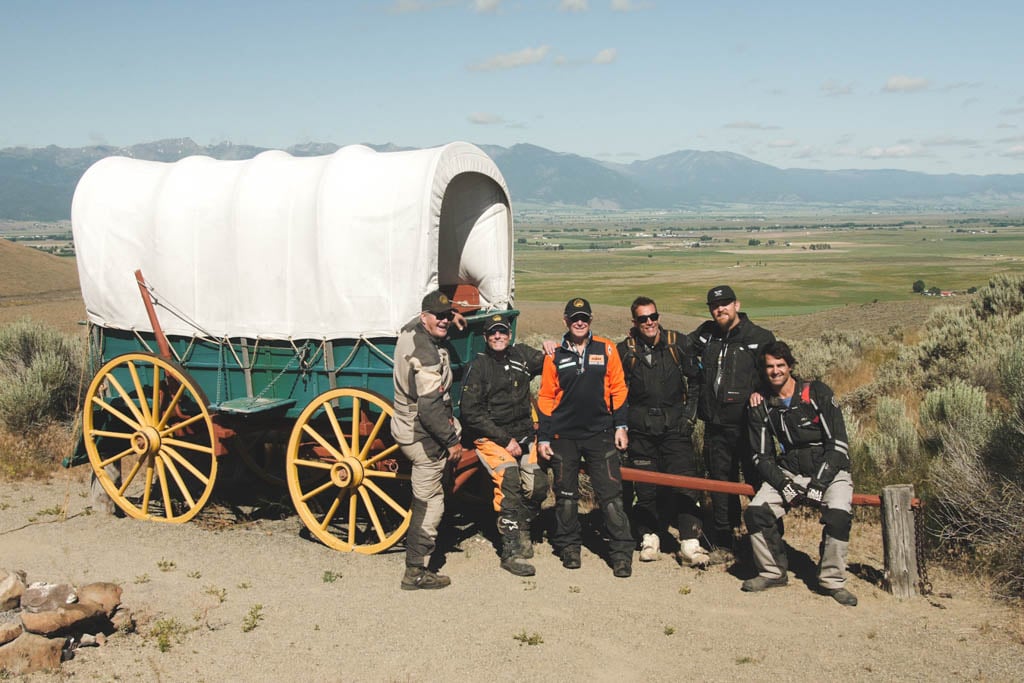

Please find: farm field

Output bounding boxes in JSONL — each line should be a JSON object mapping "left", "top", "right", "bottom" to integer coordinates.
{"left": 514, "top": 216, "right": 1024, "bottom": 320}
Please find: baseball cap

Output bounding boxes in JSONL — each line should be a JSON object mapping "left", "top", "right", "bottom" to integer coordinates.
{"left": 706, "top": 285, "right": 736, "bottom": 306}
{"left": 421, "top": 289, "right": 454, "bottom": 315}
{"left": 484, "top": 313, "right": 511, "bottom": 334}
{"left": 563, "top": 297, "right": 593, "bottom": 317}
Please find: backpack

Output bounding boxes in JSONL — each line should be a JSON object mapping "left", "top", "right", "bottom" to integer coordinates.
{"left": 624, "top": 329, "right": 681, "bottom": 373}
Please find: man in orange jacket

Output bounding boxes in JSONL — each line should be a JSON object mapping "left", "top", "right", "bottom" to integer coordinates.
{"left": 537, "top": 297, "right": 634, "bottom": 578}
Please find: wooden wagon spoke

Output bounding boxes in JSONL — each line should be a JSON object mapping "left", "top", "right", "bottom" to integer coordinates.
{"left": 152, "top": 364, "right": 161, "bottom": 419}
{"left": 162, "top": 437, "right": 214, "bottom": 456}
{"left": 299, "top": 479, "right": 337, "bottom": 503}
{"left": 117, "top": 454, "right": 147, "bottom": 494}
{"left": 358, "top": 411, "right": 388, "bottom": 461}
{"left": 161, "top": 412, "right": 209, "bottom": 437}
{"left": 98, "top": 446, "right": 134, "bottom": 469}
{"left": 300, "top": 423, "right": 345, "bottom": 461}
{"left": 322, "top": 402, "right": 353, "bottom": 459}
{"left": 155, "top": 456, "right": 174, "bottom": 520}
{"left": 162, "top": 445, "right": 210, "bottom": 485}
{"left": 362, "top": 443, "right": 400, "bottom": 468}
{"left": 357, "top": 486, "right": 387, "bottom": 543}
{"left": 350, "top": 395, "right": 362, "bottom": 458}
{"left": 158, "top": 453, "right": 197, "bottom": 509}
{"left": 104, "top": 374, "right": 147, "bottom": 426}
{"left": 361, "top": 478, "right": 409, "bottom": 516}
{"left": 346, "top": 493, "right": 358, "bottom": 546}
{"left": 126, "top": 360, "right": 153, "bottom": 424}
{"left": 317, "top": 495, "right": 343, "bottom": 532}
{"left": 90, "top": 429, "right": 134, "bottom": 441}
{"left": 91, "top": 396, "right": 142, "bottom": 432}
{"left": 364, "top": 470, "right": 411, "bottom": 481}
{"left": 156, "top": 383, "right": 187, "bottom": 430}
{"left": 293, "top": 458, "right": 333, "bottom": 471}
{"left": 139, "top": 460, "right": 155, "bottom": 514}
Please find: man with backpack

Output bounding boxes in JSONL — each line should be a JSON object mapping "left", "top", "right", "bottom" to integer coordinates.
{"left": 618, "top": 297, "right": 709, "bottom": 567}
{"left": 689, "top": 285, "right": 776, "bottom": 553}
{"left": 743, "top": 341, "right": 857, "bottom": 606}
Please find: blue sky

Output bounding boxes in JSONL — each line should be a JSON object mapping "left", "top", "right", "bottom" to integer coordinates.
{"left": 3, "top": 0, "right": 1022, "bottom": 175}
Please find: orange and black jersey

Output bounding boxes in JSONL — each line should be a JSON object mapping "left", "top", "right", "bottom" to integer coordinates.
{"left": 537, "top": 333, "right": 628, "bottom": 441}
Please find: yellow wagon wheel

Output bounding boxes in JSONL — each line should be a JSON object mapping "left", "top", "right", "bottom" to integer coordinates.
{"left": 286, "top": 388, "right": 411, "bottom": 554}
{"left": 83, "top": 352, "right": 217, "bottom": 523}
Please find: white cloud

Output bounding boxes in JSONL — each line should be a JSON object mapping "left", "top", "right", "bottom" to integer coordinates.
{"left": 921, "top": 136, "right": 980, "bottom": 148}
{"left": 560, "top": 0, "right": 588, "bottom": 11}
{"left": 996, "top": 135, "right": 1024, "bottom": 143}
{"left": 469, "top": 45, "right": 550, "bottom": 71}
{"left": 593, "top": 48, "right": 617, "bottom": 64}
{"left": 468, "top": 112, "right": 504, "bottom": 125}
{"left": 882, "top": 75, "right": 930, "bottom": 93}
{"left": 1001, "top": 106, "right": 1024, "bottom": 115}
{"left": 821, "top": 80, "right": 854, "bottom": 97}
{"left": 472, "top": 0, "right": 501, "bottom": 12}
{"left": 767, "top": 139, "right": 799, "bottom": 148}
{"left": 611, "top": 0, "right": 651, "bottom": 10}
{"left": 723, "top": 121, "right": 780, "bottom": 130}
{"left": 1002, "top": 145, "right": 1024, "bottom": 158}
{"left": 861, "top": 144, "right": 923, "bottom": 159}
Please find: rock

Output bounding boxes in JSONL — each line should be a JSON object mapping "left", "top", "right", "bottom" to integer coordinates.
{"left": 110, "top": 607, "right": 136, "bottom": 634}
{"left": 0, "top": 632, "right": 65, "bottom": 675}
{"left": 20, "top": 601, "right": 106, "bottom": 637}
{"left": 77, "top": 582, "right": 122, "bottom": 616}
{"left": 0, "top": 571, "right": 26, "bottom": 611}
{"left": 22, "top": 582, "right": 77, "bottom": 613}
{"left": 0, "top": 621, "right": 22, "bottom": 646}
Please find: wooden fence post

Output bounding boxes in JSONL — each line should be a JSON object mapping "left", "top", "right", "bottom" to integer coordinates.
{"left": 881, "top": 484, "right": 919, "bottom": 598}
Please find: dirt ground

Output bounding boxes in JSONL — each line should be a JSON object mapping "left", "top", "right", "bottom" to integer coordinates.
{"left": 4, "top": 468, "right": 1024, "bottom": 682}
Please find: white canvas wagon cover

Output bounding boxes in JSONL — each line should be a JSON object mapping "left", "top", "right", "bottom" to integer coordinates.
{"left": 71, "top": 142, "right": 514, "bottom": 340}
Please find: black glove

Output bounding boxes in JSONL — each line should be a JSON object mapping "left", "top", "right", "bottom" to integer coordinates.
{"left": 806, "top": 479, "right": 826, "bottom": 506}
{"left": 780, "top": 479, "right": 808, "bottom": 506}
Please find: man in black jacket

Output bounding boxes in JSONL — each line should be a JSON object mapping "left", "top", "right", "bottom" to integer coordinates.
{"left": 689, "top": 285, "right": 775, "bottom": 551}
{"left": 618, "top": 296, "right": 708, "bottom": 566}
{"left": 460, "top": 313, "right": 549, "bottom": 577}
{"left": 743, "top": 341, "right": 857, "bottom": 606}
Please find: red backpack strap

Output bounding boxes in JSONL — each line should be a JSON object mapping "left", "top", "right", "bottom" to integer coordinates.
{"left": 800, "top": 382, "right": 811, "bottom": 403}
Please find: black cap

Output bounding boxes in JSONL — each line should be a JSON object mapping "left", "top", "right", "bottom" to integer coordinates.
{"left": 563, "top": 297, "right": 592, "bottom": 317}
{"left": 484, "top": 313, "right": 511, "bottom": 334}
{"left": 706, "top": 285, "right": 736, "bottom": 306}
{"left": 421, "top": 289, "right": 453, "bottom": 314}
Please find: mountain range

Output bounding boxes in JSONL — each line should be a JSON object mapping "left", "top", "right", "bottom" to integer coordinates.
{"left": 2, "top": 138, "right": 1023, "bottom": 221}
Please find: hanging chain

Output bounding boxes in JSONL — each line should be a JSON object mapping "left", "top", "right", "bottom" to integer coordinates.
{"left": 913, "top": 502, "right": 933, "bottom": 596}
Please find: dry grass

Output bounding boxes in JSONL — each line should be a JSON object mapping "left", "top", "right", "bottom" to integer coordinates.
{"left": 0, "top": 420, "right": 78, "bottom": 480}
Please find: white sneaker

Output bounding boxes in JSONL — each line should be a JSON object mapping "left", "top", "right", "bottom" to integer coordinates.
{"left": 679, "top": 538, "right": 710, "bottom": 568}
{"left": 639, "top": 533, "right": 660, "bottom": 562}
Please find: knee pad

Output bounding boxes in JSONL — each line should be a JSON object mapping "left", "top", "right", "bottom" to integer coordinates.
{"left": 821, "top": 508, "right": 852, "bottom": 542}
{"left": 528, "top": 473, "right": 550, "bottom": 503}
{"left": 744, "top": 503, "right": 777, "bottom": 533}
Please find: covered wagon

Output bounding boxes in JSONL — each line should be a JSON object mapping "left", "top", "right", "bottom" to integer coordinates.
{"left": 70, "top": 142, "right": 517, "bottom": 553}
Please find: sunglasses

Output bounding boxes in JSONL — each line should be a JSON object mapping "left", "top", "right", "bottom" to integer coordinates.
{"left": 568, "top": 314, "right": 592, "bottom": 323}
{"left": 485, "top": 327, "right": 510, "bottom": 336}
{"left": 430, "top": 310, "right": 455, "bottom": 321}
{"left": 635, "top": 313, "right": 660, "bottom": 324}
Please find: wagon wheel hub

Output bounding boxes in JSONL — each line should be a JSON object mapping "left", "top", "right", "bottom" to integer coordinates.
{"left": 131, "top": 426, "right": 162, "bottom": 457}
{"left": 330, "top": 457, "right": 365, "bottom": 489}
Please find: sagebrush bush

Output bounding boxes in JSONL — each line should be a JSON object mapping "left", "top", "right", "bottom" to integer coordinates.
{"left": 920, "top": 380, "right": 993, "bottom": 454}
{"left": 930, "top": 427, "right": 1024, "bottom": 597}
{"left": 0, "top": 319, "right": 85, "bottom": 434}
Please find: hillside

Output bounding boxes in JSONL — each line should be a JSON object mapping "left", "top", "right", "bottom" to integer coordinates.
{"left": 0, "top": 239, "right": 84, "bottom": 333}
